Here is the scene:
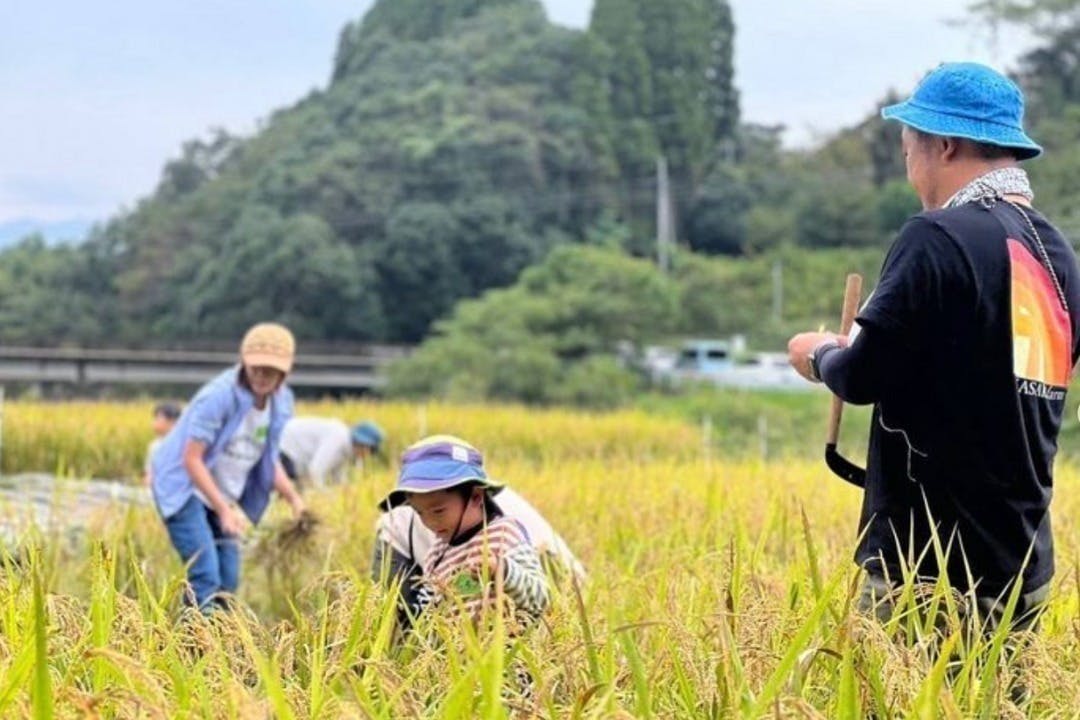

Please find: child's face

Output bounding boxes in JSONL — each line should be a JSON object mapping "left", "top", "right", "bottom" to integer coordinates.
{"left": 409, "top": 489, "right": 483, "bottom": 542}
{"left": 151, "top": 413, "right": 175, "bottom": 437}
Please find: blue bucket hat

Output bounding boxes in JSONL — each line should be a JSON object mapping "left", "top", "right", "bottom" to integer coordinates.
{"left": 351, "top": 420, "right": 384, "bottom": 451}
{"left": 881, "top": 62, "right": 1041, "bottom": 160}
{"left": 378, "top": 435, "right": 503, "bottom": 510}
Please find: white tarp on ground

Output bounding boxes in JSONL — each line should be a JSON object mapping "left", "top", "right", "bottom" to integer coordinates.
{"left": 0, "top": 474, "right": 151, "bottom": 549}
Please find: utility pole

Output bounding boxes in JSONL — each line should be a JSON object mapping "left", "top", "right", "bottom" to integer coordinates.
{"left": 772, "top": 259, "right": 783, "bottom": 323}
{"left": 656, "top": 156, "right": 675, "bottom": 274}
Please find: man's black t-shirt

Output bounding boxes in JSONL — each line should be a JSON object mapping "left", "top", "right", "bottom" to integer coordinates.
{"left": 853, "top": 200, "right": 1080, "bottom": 595}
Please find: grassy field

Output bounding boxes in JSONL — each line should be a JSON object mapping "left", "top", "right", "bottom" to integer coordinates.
{"left": 0, "top": 401, "right": 1078, "bottom": 717}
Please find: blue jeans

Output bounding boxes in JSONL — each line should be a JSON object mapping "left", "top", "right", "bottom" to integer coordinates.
{"left": 163, "top": 494, "right": 240, "bottom": 611}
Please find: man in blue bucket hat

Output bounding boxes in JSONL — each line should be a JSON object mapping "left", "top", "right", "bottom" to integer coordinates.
{"left": 788, "top": 63, "right": 1080, "bottom": 633}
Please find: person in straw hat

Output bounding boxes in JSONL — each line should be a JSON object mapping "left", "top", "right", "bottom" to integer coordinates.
{"left": 150, "top": 322, "right": 306, "bottom": 612}
{"left": 787, "top": 63, "right": 1080, "bottom": 632}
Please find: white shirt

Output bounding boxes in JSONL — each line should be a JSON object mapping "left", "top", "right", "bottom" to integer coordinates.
{"left": 376, "top": 487, "right": 585, "bottom": 579}
{"left": 198, "top": 405, "right": 270, "bottom": 505}
{"left": 279, "top": 417, "right": 354, "bottom": 487}
{"left": 145, "top": 437, "right": 163, "bottom": 476}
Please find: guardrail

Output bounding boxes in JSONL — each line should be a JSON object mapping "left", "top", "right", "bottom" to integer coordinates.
{"left": 0, "top": 345, "right": 409, "bottom": 392}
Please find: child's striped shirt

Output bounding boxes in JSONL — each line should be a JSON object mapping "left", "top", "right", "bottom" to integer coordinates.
{"left": 410, "top": 515, "right": 549, "bottom": 624}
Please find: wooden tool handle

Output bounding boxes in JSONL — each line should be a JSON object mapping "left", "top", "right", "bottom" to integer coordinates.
{"left": 826, "top": 274, "right": 863, "bottom": 444}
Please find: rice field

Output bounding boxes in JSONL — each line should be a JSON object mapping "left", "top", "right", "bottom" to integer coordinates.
{"left": 1, "top": 400, "right": 1079, "bottom": 718}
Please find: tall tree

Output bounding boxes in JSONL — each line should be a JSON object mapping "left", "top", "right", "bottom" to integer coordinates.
{"left": 636, "top": 0, "right": 739, "bottom": 184}
{"left": 589, "top": 0, "right": 739, "bottom": 235}
{"left": 865, "top": 91, "right": 907, "bottom": 188}
{"left": 706, "top": 0, "right": 740, "bottom": 143}
{"left": 588, "top": 0, "right": 659, "bottom": 182}
{"left": 966, "top": 0, "right": 1080, "bottom": 119}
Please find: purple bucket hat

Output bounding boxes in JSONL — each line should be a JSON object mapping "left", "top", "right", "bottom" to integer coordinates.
{"left": 378, "top": 435, "right": 503, "bottom": 510}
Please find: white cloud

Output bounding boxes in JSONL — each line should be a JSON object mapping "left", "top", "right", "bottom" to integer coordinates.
{"left": 542, "top": 0, "right": 590, "bottom": 28}
{"left": 729, "top": 0, "right": 1032, "bottom": 145}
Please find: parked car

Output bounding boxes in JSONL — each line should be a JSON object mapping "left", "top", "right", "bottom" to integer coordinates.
{"left": 655, "top": 339, "right": 815, "bottom": 390}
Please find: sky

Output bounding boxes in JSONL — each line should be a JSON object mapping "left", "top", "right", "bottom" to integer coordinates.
{"left": 0, "top": 0, "right": 1032, "bottom": 242}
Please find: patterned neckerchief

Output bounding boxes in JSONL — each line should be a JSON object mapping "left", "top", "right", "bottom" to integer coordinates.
{"left": 944, "top": 167, "right": 1034, "bottom": 209}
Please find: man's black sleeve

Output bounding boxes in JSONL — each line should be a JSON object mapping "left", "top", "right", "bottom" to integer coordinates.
{"left": 815, "top": 215, "right": 959, "bottom": 404}
{"left": 815, "top": 327, "right": 904, "bottom": 405}
{"left": 857, "top": 215, "right": 957, "bottom": 339}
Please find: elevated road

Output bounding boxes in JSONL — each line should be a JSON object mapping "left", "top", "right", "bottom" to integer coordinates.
{"left": 0, "top": 345, "right": 408, "bottom": 393}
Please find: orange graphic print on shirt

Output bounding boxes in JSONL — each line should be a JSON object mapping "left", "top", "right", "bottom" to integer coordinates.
{"left": 1009, "top": 238, "right": 1072, "bottom": 388}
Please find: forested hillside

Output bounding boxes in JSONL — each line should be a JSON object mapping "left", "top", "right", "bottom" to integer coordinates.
{"left": 2, "top": 0, "right": 1077, "bottom": 357}
{"left": 0, "top": 0, "right": 738, "bottom": 346}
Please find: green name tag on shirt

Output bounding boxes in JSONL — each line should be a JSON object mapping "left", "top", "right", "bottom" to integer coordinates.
{"left": 452, "top": 572, "right": 482, "bottom": 596}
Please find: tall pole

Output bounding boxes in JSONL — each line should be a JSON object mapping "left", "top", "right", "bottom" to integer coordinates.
{"left": 656, "top": 156, "right": 674, "bottom": 274}
{"left": 772, "top": 259, "right": 783, "bottom": 323}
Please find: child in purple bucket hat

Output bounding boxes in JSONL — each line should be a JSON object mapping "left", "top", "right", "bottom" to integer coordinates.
{"left": 378, "top": 435, "right": 550, "bottom": 629}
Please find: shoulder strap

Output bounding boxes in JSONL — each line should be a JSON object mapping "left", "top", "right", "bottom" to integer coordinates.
{"left": 407, "top": 513, "right": 416, "bottom": 565}
{"left": 986, "top": 202, "right": 1069, "bottom": 316}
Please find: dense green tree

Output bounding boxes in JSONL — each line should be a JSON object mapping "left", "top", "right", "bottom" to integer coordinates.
{"left": 736, "top": 124, "right": 790, "bottom": 202}
{"left": 671, "top": 252, "right": 745, "bottom": 336}
{"left": 374, "top": 203, "right": 462, "bottom": 343}
{"left": 966, "top": 0, "right": 1080, "bottom": 120}
{"left": 743, "top": 206, "right": 794, "bottom": 255}
{"left": 160, "top": 207, "right": 384, "bottom": 341}
{"left": 1029, "top": 104, "right": 1080, "bottom": 241}
{"left": 706, "top": 0, "right": 740, "bottom": 143}
{"left": 865, "top": 91, "right": 907, "bottom": 188}
{"left": 156, "top": 130, "right": 241, "bottom": 201}
{"left": 795, "top": 182, "right": 882, "bottom": 249}
{"left": 390, "top": 243, "right": 886, "bottom": 405}
{"left": 686, "top": 162, "right": 752, "bottom": 255}
{"left": 588, "top": 0, "right": 659, "bottom": 186}
{"left": 515, "top": 244, "right": 680, "bottom": 358}
{"left": 387, "top": 245, "right": 678, "bottom": 405}
{"left": 732, "top": 124, "right": 798, "bottom": 254}
{"left": 964, "top": 1, "right": 1080, "bottom": 238}
{"left": 589, "top": 0, "right": 739, "bottom": 195}
{"left": 636, "top": 0, "right": 738, "bottom": 184}
{"left": 350, "top": 0, "right": 527, "bottom": 45}
{"left": 875, "top": 179, "right": 921, "bottom": 234}
{"left": 27, "top": 0, "right": 624, "bottom": 346}
{"left": 0, "top": 236, "right": 118, "bottom": 345}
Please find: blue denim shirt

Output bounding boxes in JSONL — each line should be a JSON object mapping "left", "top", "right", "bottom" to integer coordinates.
{"left": 151, "top": 366, "right": 294, "bottom": 524}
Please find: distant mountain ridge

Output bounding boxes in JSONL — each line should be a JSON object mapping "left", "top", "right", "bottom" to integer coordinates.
{"left": 104, "top": 0, "right": 610, "bottom": 344}
{"left": 0, "top": 0, "right": 741, "bottom": 348}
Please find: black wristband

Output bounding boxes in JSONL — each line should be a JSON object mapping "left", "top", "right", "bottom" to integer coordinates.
{"left": 808, "top": 340, "right": 841, "bottom": 382}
